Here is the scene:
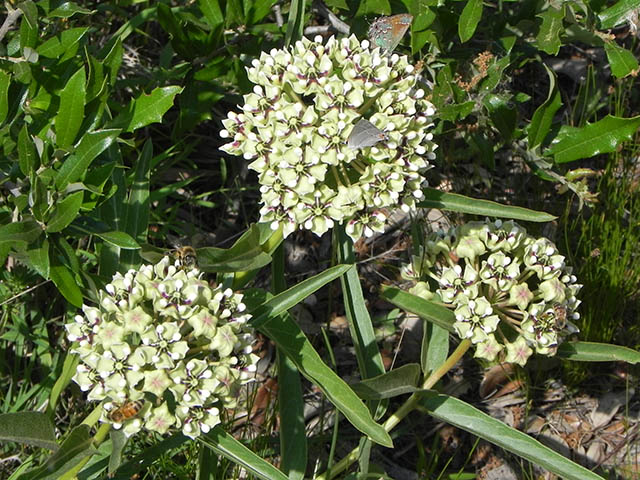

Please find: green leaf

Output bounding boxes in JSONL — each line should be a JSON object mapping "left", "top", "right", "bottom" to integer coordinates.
{"left": 0, "top": 71, "right": 10, "bottom": 125}
{"left": 380, "top": 287, "right": 455, "bottom": 332}
{"left": 199, "top": 0, "right": 224, "bottom": 27}
{"left": 18, "top": 124, "right": 38, "bottom": 176}
{"left": 536, "top": 6, "right": 564, "bottom": 55}
{"left": 422, "top": 322, "right": 449, "bottom": 376}
{"left": 458, "top": 0, "right": 483, "bottom": 43}
{"left": 117, "top": 86, "right": 182, "bottom": 133}
{"left": 324, "top": 0, "right": 348, "bottom": 9}
{"left": 36, "top": 27, "right": 89, "bottom": 59}
{"left": 46, "top": 192, "right": 83, "bottom": 233}
{"left": 0, "top": 220, "right": 42, "bottom": 244}
{"left": 18, "top": 1, "right": 38, "bottom": 29}
{"left": 277, "top": 351, "right": 306, "bottom": 480}
{"left": 528, "top": 64, "right": 562, "bottom": 149}
{"left": 55, "top": 129, "right": 120, "bottom": 190}
{"left": 95, "top": 231, "right": 139, "bottom": 249}
{"left": 50, "top": 255, "right": 83, "bottom": 307}
{"left": 26, "top": 237, "right": 50, "bottom": 278}
{"left": 285, "top": 0, "right": 305, "bottom": 46}
{"left": 21, "top": 425, "right": 95, "bottom": 480}
{"left": 484, "top": 94, "right": 516, "bottom": 142}
{"left": 599, "top": 0, "right": 639, "bottom": 29}
{"left": 0, "top": 412, "right": 57, "bottom": 451}
{"left": 418, "top": 188, "right": 557, "bottom": 222}
{"left": 48, "top": 353, "right": 79, "bottom": 416}
{"left": 604, "top": 41, "right": 639, "bottom": 78}
{"left": 557, "top": 341, "right": 640, "bottom": 363}
{"left": 198, "top": 225, "right": 272, "bottom": 273}
{"left": 55, "top": 67, "right": 86, "bottom": 149}
{"left": 351, "top": 364, "right": 422, "bottom": 400}
{"left": 257, "top": 314, "right": 393, "bottom": 447}
{"left": 108, "top": 429, "right": 128, "bottom": 475}
{"left": 49, "top": 2, "right": 93, "bottom": 18}
{"left": 200, "top": 427, "right": 289, "bottom": 480}
{"left": 338, "top": 227, "right": 385, "bottom": 380}
{"left": 421, "top": 393, "right": 605, "bottom": 480}
{"left": 546, "top": 114, "right": 640, "bottom": 163}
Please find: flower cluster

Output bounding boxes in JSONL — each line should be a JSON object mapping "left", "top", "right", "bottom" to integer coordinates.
{"left": 66, "top": 257, "right": 259, "bottom": 439}
{"left": 220, "top": 34, "right": 437, "bottom": 241}
{"left": 402, "top": 220, "right": 581, "bottom": 365}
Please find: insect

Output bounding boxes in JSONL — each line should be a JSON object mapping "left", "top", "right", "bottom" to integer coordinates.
{"left": 347, "top": 118, "right": 388, "bottom": 149}
{"left": 107, "top": 400, "right": 144, "bottom": 423}
{"left": 368, "top": 13, "right": 413, "bottom": 55}
{"left": 172, "top": 245, "right": 198, "bottom": 269}
{"left": 552, "top": 303, "right": 567, "bottom": 329}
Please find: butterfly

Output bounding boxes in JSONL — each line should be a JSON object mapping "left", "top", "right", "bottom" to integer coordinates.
{"left": 368, "top": 14, "right": 413, "bottom": 55}
{"left": 347, "top": 118, "right": 388, "bottom": 149}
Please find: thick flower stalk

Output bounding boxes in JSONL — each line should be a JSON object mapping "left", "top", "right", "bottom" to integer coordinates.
{"left": 220, "top": 34, "right": 437, "bottom": 241}
{"left": 66, "top": 257, "right": 259, "bottom": 439}
{"left": 401, "top": 220, "right": 581, "bottom": 365}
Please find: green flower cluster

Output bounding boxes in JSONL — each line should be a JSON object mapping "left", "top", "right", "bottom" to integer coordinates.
{"left": 402, "top": 220, "right": 581, "bottom": 365}
{"left": 220, "top": 34, "right": 437, "bottom": 241}
{"left": 65, "top": 257, "right": 259, "bottom": 439}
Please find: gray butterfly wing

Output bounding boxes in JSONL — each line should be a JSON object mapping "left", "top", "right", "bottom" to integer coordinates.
{"left": 347, "top": 119, "right": 387, "bottom": 149}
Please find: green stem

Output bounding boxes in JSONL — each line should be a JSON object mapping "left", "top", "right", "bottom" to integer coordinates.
{"left": 315, "top": 339, "right": 472, "bottom": 479}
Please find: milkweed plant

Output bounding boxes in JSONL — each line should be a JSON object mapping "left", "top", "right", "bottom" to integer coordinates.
{"left": 219, "top": 34, "right": 437, "bottom": 241}
{"left": 401, "top": 219, "right": 582, "bottom": 365}
{"left": 65, "top": 257, "right": 259, "bottom": 438}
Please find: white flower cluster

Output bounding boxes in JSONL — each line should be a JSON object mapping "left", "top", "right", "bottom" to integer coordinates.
{"left": 65, "top": 257, "right": 259, "bottom": 439}
{"left": 220, "top": 34, "right": 437, "bottom": 241}
{"left": 402, "top": 220, "right": 581, "bottom": 365}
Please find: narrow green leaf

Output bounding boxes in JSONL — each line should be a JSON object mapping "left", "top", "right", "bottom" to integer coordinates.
{"left": 120, "top": 140, "right": 152, "bottom": 268}
{"left": 528, "top": 65, "right": 562, "bottom": 149}
{"left": 49, "top": 256, "right": 83, "bottom": 307}
{"left": 252, "top": 265, "right": 351, "bottom": 327}
{"left": 0, "top": 412, "right": 57, "bottom": 451}
{"left": 285, "top": 0, "right": 305, "bottom": 46}
{"left": 422, "top": 322, "right": 449, "bottom": 376}
{"left": 21, "top": 425, "right": 94, "bottom": 480}
{"left": 18, "top": 1, "right": 38, "bottom": 29}
{"left": 46, "top": 191, "right": 83, "bottom": 233}
{"left": 199, "top": 0, "right": 224, "bottom": 27}
{"left": 458, "top": 0, "right": 483, "bottom": 43}
{"left": 380, "top": 287, "right": 455, "bottom": 332}
{"left": 55, "top": 67, "right": 86, "bottom": 148}
{"left": 599, "top": 0, "right": 639, "bottom": 29}
{"left": 108, "top": 429, "right": 128, "bottom": 475}
{"left": 422, "top": 393, "right": 605, "bottom": 480}
{"left": 0, "top": 71, "right": 10, "bottom": 125}
{"left": 48, "top": 353, "right": 79, "bottom": 415}
{"left": 119, "top": 86, "right": 182, "bottom": 133}
{"left": 557, "top": 341, "right": 640, "bottom": 363}
{"left": 200, "top": 427, "right": 289, "bottom": 480}
{"left": 536, "top": 7, "right": 564, "bottom": 55}
{"left": 49, "top": 2, "right": 93, "bottom": 17}
{"left": 258, "top": 314, "right": 393, "bottom": 447}
{"left": 351, "top": 364, "right": 422, "bottom": 400}
{"left": 18, "top": 124, "right": 38, "bottom": 176}
{"left": 604, "top": 41, "right": 639, "bottom": 78}
{"left": 277, "top": 350, "right": 306, "bottom": 480}
{"left": 418, "top": 188, "right": 557, "bottom": 222}
{"left": 26, "top": 237, "right": 50, "bottom": 279}
{"left": 95, "top": 231, "right": 139, "bottom": 249}
{"left": 546, "top": 114, "right": 640, "bottom": 163}
{"left": 198, "top": 225, "right": 273, "bottom": 273}
{"left": 55, "top": 129, "right": 120, "bottom": 190}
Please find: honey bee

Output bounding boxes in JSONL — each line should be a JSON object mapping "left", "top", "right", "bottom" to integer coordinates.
{"left": 171, "top": 245, "right": 197, "bottom": 269}
{"left": 552, "top": 303, "right": 567, "bottom": 329}
{"left": 107, "top": 400, "right": 144, "bottom": 423}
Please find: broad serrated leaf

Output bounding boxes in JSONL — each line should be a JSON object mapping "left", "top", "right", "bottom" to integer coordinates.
{"left": 55, "top": 67, "right": 86, "bottom": 148}
{"left": 46, "top": 191, "right": 83, "bottom": 233}
{"left": 546, "top": 114, "right": 640, "bottom": 163}
{"left": 458, "top": 0, "right": 483, "bottom": 43}
{"left": 119, "top": 86, "right": 182, "bottom": 133}
{"left": 351, "top": 364, "right": 422, "bottom": 400}
{"left": 0, "top": 412, "right": 57, "bottom": 451}
{"left": 55, "top": 129, "right": 120, "bottom": 190}
{"left": 604, "top": 41, "right": 639, "bottom": 78}
{"left": 536, "top": 6, "right": 564, "bottom": 55}
{"left": 558, "top": 341, "right": 640, "bottom": 363}
{"left": 418, "top": 188, "right": 556, "bottom": 222}
{"left": 422, "top": 393, "right": 605, "bottom": 480}
{"left": 528, "top": 64, "right": 562, "bottom": 149}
